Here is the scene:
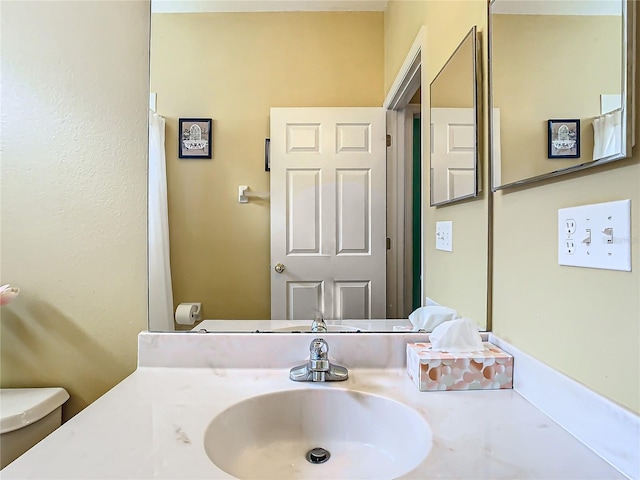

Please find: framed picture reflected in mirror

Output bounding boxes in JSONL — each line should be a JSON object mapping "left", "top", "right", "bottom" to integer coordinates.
{"left": 179, "top": 118, "right": 212, "bottom": 159}
{"left": 265, "top": 138, "right": 270, "bottom": 172}
{"left": 548, "top": 119, "right": 580, "bottom": 159}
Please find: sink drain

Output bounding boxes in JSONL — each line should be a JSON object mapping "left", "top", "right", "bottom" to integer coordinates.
{"left": 306, "top": 447, "right": 330, "bottom": 464}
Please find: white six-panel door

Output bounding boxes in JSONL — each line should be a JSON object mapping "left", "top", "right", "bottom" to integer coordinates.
{"left": 270, "top": 107, "right": 386, "bottom": 320}
{"left": 430, "top": 107, "right": 476, "bottom": 204}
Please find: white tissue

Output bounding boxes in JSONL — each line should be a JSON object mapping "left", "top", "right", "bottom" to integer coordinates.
{"left": 408, "top": 305, "right": 460, "bottom": 332}
{"left": 424, "top": 296, "right": 441, "bottom": 307}
{"left": 429, "top": 318, "right": 484, "bottom": 352}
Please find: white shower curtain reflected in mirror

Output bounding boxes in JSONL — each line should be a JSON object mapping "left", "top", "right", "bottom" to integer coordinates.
{"left": 148, "top": 111, "right": 174, "bottom": 331}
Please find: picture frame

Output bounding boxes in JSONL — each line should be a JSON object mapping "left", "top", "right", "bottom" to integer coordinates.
{"left": 178, "top": 118, "right": 212, "bottom": 159}
{"left": 548, "top": 119, "right": 580, "bottom": 159}
{"left": 265, "top": 138, "right": 271, "bottom": 172}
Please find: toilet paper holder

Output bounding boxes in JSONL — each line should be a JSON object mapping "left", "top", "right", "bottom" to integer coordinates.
{"left": 238, "top": 185, "right": 270, "bottom": 203}
{"left": 175, "top": 302, "right": 202, "bottom": 325}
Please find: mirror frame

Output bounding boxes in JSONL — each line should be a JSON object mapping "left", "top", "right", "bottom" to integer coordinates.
{"left": 488, "top": 0, "right": 636, "bottom": 192}
{"left": 429, "top": 25, "right": 481, "bottom": 207}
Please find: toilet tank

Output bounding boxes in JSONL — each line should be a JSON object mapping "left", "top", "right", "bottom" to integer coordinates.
{"left": 0, "top": 388, "right": 69, "bottom": 469}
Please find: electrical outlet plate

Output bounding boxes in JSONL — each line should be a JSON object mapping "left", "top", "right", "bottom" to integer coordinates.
{"left": 558, "top": 200, "right": 631, "bottom": 271}
{"left": 435, "top": 221, "right": 453, "bottom": 252}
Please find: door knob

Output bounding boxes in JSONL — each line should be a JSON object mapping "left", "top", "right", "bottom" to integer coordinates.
{"left": 274, "top": 263, "right": 286, "bottom": 274}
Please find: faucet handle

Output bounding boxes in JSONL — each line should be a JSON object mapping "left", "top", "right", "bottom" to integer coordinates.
{"left": 309, "top": 338, "right": 328, "bottom": 359}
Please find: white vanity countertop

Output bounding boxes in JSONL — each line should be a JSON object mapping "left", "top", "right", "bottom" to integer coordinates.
{"left": 1, "top": 366, "right": 626, "bottom": 480}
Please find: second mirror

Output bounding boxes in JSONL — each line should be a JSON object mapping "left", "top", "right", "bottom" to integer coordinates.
{"left": 430, "top": 26, "right": 481, "bottom": 206}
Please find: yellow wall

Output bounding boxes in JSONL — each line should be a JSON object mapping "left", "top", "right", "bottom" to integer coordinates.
{"left": 385, "top": 1, "right": 639, "bottom": 413}
{"left": 492, "top": 82, "right": 640, "bottom": 414}
{"left": 0, "top": 1, "right": 149, "bottom": 420}
{"left": 150, "top": 12, "right": 384, "bottom": 321}
{"left": 493, "top": 14, "right": 621, "bottom": 184}
{"left": 430, "top": 31, "right": 475, "bottom": 108}
{"left": 386, "top": 0, "right": 490, "bottom": 328}
{"left": 493, "top": 10, "right": 639, "bottom": 415}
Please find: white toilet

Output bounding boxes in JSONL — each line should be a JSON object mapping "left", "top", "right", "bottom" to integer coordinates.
{"left": 0, "top": 387, "right": 69, "bottom": 469}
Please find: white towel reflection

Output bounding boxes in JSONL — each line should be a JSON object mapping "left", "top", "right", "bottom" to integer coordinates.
{"left": 593, "top": 108, "right": 622, "bottom": 160}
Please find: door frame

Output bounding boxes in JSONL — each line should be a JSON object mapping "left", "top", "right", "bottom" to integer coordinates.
{"left": 384, "top": 26, "right": 426, "bottom": 319}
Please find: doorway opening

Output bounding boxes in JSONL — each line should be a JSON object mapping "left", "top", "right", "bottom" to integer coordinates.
{"left": 384, "top": 26, "right": 425, "bottom": 319}
{"left": 411, "top": 113, "right": 422, "bottom": 312}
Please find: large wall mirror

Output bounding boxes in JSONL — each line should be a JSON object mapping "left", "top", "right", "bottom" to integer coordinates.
{"left": 489, "top": 0, "right": 635, "bottom": 190}
{"left": 430, "top": 26, "right": 481, "bottom": 206}
{"left": 148, "top": 3, "right": 489, "bottom": 333}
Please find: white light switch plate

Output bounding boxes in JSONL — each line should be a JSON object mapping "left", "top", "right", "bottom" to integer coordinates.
{"left": 436, "top": 221, "right": 453, "bottom": 252}
{"left": 558, "top": 200, "right": 631, "bottom": 271}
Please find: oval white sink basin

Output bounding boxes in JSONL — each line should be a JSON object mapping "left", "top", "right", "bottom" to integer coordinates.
{"left": 204, "top": 388, "right": 432, "bottom": 479}
{"left": 273, "top": 325, "right": 363, "bottom": 332}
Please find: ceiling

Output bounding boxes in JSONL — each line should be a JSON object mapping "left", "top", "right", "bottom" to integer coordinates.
{"left": 151, "top": 0, "right": 388, "bottom": 13}
{"left": 491, "top": 0, "right": 622, "bottom": 16}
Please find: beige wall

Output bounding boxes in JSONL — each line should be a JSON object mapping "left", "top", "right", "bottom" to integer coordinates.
{"left": 385, "top": 0, "right": 490, "bottom": 328}
{"left": 385, "top": 1, "right": 639, "bottom": 414}
{"left": 430, "top": 31, "right": 475, "bottom": 109}
{"left": 493, "top": 14, "right": 621, "bottom": 184}
{"left": 150, "top": 12, "right": 384, "bottom": 321}
{"left": 493, "top": 11, "right": 639, "bottom": 415}
{"left": 492, "top": 96, "right": 640, "bottom": 414}
{"left": 0, "top": 1, "right": 149, "bottom": 420}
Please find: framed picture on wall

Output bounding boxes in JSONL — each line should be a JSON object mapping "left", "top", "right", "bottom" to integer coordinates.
{"left": 548, "top": 119, "right": 580, "bottom": 159}
{"left": 265, "top": 138, "right": 270, "bottom": 172}
{"left": 178, "top": 118, "right": 212, "bottom": 159}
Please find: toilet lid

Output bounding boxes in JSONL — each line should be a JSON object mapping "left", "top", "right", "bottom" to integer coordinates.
{"left": 0, "top": 388, "right": 70, "bottom": 434}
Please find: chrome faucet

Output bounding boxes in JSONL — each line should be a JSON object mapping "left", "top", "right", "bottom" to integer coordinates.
{"left": 311, "top": 312, "right": 327, "bottom": 333}
{"left": 289, "top": 338, "right": 348, "bottom": 382}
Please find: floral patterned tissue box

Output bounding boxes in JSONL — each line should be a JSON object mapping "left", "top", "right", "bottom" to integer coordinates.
{"left": 406, "top": 342, "right": 513, "bottom": 391}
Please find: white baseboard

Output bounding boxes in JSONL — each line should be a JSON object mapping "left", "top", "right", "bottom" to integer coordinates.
{"left": 489, "top": 334, "right": 640, "bottom": 480}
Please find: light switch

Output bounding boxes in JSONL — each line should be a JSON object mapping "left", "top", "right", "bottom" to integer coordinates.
{"left": 558, "top": 200, "right": 631, "bottom": 271}
{"left": 436, "top": 221, "right": 453, "bottom": 252}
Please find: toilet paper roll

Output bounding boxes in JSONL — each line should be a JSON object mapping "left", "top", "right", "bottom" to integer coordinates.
{"left": 175, "top": 303, "right": 201, "bottom": 325}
